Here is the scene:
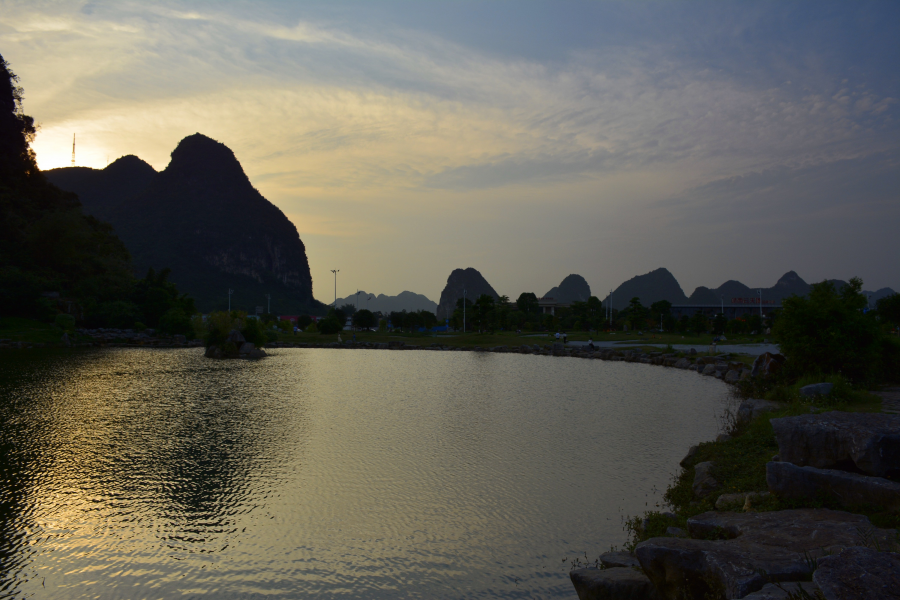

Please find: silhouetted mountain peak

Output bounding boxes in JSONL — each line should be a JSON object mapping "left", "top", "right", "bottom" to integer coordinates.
{"left": 544, "top": 274, "right": 591, "bottom": 303}
{"left": 104, "top": 154, "right": 156, "bottom": 177}
{"left": 166, "top": 133, "right": 248, "bottom": 183}
{"left": 774, "top": 271, "right": 806, "bottom": 288}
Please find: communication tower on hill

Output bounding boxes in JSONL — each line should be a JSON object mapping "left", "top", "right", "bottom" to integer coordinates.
{"left": 71, "top": 134, "right": 75, "bottom": 166}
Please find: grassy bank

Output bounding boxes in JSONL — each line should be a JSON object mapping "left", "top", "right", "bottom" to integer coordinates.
{"left": 0, "top": 317, "right": 79, "bottom": 345}
{"left": 624, "top": 381, "right": 898, "bottom": 552}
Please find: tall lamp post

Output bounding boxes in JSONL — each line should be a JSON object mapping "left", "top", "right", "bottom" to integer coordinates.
{"left": 266, "top": 293, "right": 271, "bottom": 314}
{"left": 331, "top": 270, "right": 339, "bottom": 307}
{"left": 228, "top": 288, "right": 234, "bottom": 312}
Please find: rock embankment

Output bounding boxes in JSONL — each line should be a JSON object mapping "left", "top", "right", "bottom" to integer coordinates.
{"left": 0, "top": 328, "right": 203, "bottom": 349}
{"left": 571, "top": 410, "right": 900, "bottom": 600}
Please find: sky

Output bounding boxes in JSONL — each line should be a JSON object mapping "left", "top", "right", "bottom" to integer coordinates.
{"left": 2, "top": 0, "right": 898, "bottom": 302}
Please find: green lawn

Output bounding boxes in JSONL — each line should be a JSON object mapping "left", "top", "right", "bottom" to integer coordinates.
{"left": 0, "top": 317, "right": 70, "bottom": 344}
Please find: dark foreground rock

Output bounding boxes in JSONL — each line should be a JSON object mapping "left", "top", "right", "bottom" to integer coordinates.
{"left": 600, "top": 551, "right": 641, "bottom": 569}
{"left": 737, "top": 398, "right": 784, "bottom": 426}
{"left": 767, "top": 461, "right": 900, "bottom": 512}
{"left": 635, "top": 509, "right": 895, "bottom": 599}
{"left": 742, "top": 582, "right": 820, "bottom": 599}
{"left": 570, "top": 567, "right": 662, "bottom": 600}
{"left": 813, "top": 546, "right": 900, "bottom": 600}
{"left": 770, "top": 412, "right": 900, "bottom": 478}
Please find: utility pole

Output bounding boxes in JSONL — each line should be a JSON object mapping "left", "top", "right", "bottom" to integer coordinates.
{"left": 463, "top": 289, "right": 467, "bottom": 333}
{"left": 758, "top": 289, "right": 762, "bottom": 319}
{"left": 228, "top": 289, "right": 234, "bottom": 312}
{"left": 71, "top": 134, "right": 75, "bottom": 166}
{"left": 265, "top": 294, "right": 271, "bottom": 314}
{"left": 331, "top": 270, "right": 339, "bottom": 307}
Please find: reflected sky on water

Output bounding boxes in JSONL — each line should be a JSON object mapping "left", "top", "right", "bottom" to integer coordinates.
{"left": 0, "top": 348, "right": 728, "bottom": 598}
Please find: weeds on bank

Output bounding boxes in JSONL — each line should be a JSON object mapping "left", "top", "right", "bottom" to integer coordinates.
{"left": 622, "top": 378, "right": 894, "bottom": 551}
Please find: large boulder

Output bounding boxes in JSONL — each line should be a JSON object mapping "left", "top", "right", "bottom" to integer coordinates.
{"left": 693, "top": 462, "right": 719, "bottom": 498}
{"left": 724, "top": 370, "right": 741, "bottom": 383}
{"left": 701, "top": 364, "right": 717, "bottom": 376}
{"left": 741, "top": 582, "right": 821, "bottom": 599}
{"left": 799, "top": 382, "right": 834, "bottom": 398}
{"left": 636, "top": 509, "right": 896, "bottom": 600}
{"left": 226, "top": 329, "right": 246, "bottom": 344}
{"left": 674, "top": 358, "right": 691, "bottom": 369}
{"left": 736, "top": 399, "right": 784, "bottom": 426}
{"left": 600, "top": 551, "right": 641, "bottom": 569}
{"left": 750, "top": 352, "right": 786, "bottom": 378}
{"left": 238, "top": 342, "right": 255, "bottom": 354}
{"left": 813, "top": 546, "right": 900, "bottom": 600}
{"left": 766, "top": 461, "right": 900, "bottom": 512}
{"left": 570, "top": 567, "right": 662, "bottom": 600}
{"left": 770, "top": 412, "right": 900, "bottom": 478}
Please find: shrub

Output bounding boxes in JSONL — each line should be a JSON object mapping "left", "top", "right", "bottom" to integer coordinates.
{"left": 159, "top": 307, "right": 193, "bottom": 336}
{"left": 241, "top": 317, "right": 268, "bottom": 347}
{"left": 305, "top": 322, "right": 318, "bottom": 333}
{"left": 54, "top": 313, "right": 75, "bottom": 332}
{"left": 318, "top": 317, "right": 342, "bottom": 335}
{"left": 296, "top": 315, "right": 312, "bottom": 330}
{"left": 773, "top": 278, "right": 881, "bottom": 383}
{"left": 265, "top": 330, "right": 278, "bottom": 343}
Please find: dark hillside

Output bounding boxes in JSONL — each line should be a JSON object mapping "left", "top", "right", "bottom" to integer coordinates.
{"left": 48, "top": 134, "right": 322, "bottom": 314}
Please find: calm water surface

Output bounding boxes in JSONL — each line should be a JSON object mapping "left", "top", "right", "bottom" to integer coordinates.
{"left": 0, "top": 348, "right": 729, "bottom": 599}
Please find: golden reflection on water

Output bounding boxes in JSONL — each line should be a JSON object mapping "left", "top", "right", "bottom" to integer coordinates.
{"left": 0, "top": 347, "right": 727, "bottom": 598}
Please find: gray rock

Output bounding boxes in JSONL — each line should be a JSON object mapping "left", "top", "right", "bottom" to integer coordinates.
{"left": 249, "top": 347, "right": 267, "bottom": 358}
{"left": 693, "top": 462, "right": 719, "bottom": 498}
{"left": 743, "top": 492, "right": 772, "bottom": 510}
{"left": 751, "top": 352, "right": 786, "bottom": 378}
{"left": 599, "top": 551, "right": 640, "bottom": 569}
{"left": 766, "top": 461, "right": 900, "bottom": 512}
{"left": 800, "top": 382, "right": 834, "bottom": 398}
{"left": 204, "top": 345, "right": 222, "bottom": 358}
{"left": 173, "top": 334, "right": 186, "bottom": 345}
{"left": 770, "top": 412, "right": 900, "bottom": 477}
{"left": 666, "top": 526, "right": 687, "bottom": 538}
{"left": 701, "top": 364, "right": 717, "bottom": 376}
{"left": 569, "top": 567, "right": 662, "bottom": 600}
{"left": 674, "top": 358, "right": 691, "bottom": 369}
{"left": 742, "top": 582, "right": 821, "bottom": 600}
{"left": 724, "top": 370, "right": 741, "bottom": 383}
{"left": 737, "top": 399, "right": 784, "bottom": 426}
{"left": 813, "top": 546, "right": 900, "bottom": 600}
{"left": 715, "top": 493, "right": 749, "bottom": 510}
{"left": 680, "top": 445, "right": 698, "bottom": 468}
{"left": 637, "top": 509, "right": 896, "bottom": 600}
{"left": 239, "top": 342, "right": 255, "bottom": 354}
{"left": 61, "top": 332, "right": 71, "bottom": 346}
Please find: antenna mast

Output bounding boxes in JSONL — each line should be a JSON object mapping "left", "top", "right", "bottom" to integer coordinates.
{"left": 71, "top": 134, "right": 76, "bottom": 166}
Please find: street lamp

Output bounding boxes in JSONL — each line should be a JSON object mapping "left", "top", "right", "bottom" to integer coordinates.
{"left": 228, "top": 288, "right": 234, "bottom": 312}
{"left": 331, "top": 270, "right": 339, "bottom": 307}
{"left": 266, "top": 293, "right": 271, "bottom": 314}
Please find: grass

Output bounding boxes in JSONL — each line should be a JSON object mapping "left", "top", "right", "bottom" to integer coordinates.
{"left": 0, "top": 317, "right": 72, "bottom": 344}
{"left": 624, "top": 384, "right": 895, "bottom": 551}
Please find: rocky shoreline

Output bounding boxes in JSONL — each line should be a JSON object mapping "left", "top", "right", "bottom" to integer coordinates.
{"left": 0, "top": 327, "right": 204, "bottom": 350}
{"left": 570, "top": 404, "right": 900, "bottom": 599}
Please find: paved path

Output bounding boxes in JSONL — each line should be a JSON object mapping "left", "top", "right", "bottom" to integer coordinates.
{"left": 875, "top": 387, "right": 900, "bottom": 414}
{"left": 561, "top": 340, "right": 780, "bottom": 356}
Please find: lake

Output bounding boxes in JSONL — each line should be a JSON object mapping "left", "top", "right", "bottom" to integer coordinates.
{"left": 0, "top": 347, "right": 728, "bottom": 599}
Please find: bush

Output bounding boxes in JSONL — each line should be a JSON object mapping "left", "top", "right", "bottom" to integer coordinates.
{"left": 241, "top": 317, "right": 268, "bottom": 347}
{"left": 318, "top": 317, "right": 342, "bottom": 335}
{"left": 773, "top": 278, "right": 881, "bottom": 383}
{"left": 159, "top": 307, "right": 193, "bottom": 336}
{"left": 296, "top": 315, "right": 312, "bottom": 330}
{"left": 305, "top": 322, "right": 318, "bottom": 333}
{"left": 54, "top": 313, "right": 75, "bottom": 332}
{"left": 265, "top": 330, "right": 278, "bottom": 343}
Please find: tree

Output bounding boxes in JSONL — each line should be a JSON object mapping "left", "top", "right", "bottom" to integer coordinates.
{"left": 516, "top": 292, "right": 539, "bottom": 315}
{"left": 296, "top": 315, "right": 313, "bottom": 330}
{"left": 773, "top": 278, "right": 881, "bottom": 382}
{"left": 474, "top": 294, "right": 495, "bottom": 332}
{"left": 339, "top": 303, "right": 357, "bottom": 320}
{"left": 318, "top": 317, "right": 342, "bottom": 335}
{"left": 876, "top": 293, "right": 900, "bottom": 326}
{"left": 627, "top": 297, "right": 647, "bottom": 330}
{"left": 586, "top": 296, "right": 603, "bottom": 333}
{"left": 352, "top": 309, "right": 376, "bottom": 330}
{"left": 689, "top": 312, "right": 708, "bottom": 334}
{"left": 649, "top": 300, "right": 672, "bottom": 331}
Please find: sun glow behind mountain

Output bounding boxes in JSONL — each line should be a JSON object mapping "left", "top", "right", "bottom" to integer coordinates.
{"left": 3, "top": 1, "right": 898, "bottom": 300}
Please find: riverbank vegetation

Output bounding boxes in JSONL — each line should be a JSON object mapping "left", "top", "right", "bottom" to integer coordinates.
{"left": 621, "top": 278, "right": 900, "bottom": 554}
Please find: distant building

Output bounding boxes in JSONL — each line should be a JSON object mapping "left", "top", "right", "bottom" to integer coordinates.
{"left": 670, "top": 302, "right": 781, "bottom": 319}
{"left": 538, "top": 297, "right": 570, "bottom": 316}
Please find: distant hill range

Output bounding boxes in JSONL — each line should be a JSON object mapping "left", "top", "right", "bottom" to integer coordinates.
{"left": 603, "top": 268, "right": 895, "bottom": 310}
{"left": 436, "top": 268, "right": 499, "bottom": 320}
{"left": 333, "top": 290, "right": 437, "bottom": 314}
{"left": 543, "top": 274, "right": 591, "bottom": 303}
{"left": 47, "top": 134, "right": 324, "bottom": 315}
